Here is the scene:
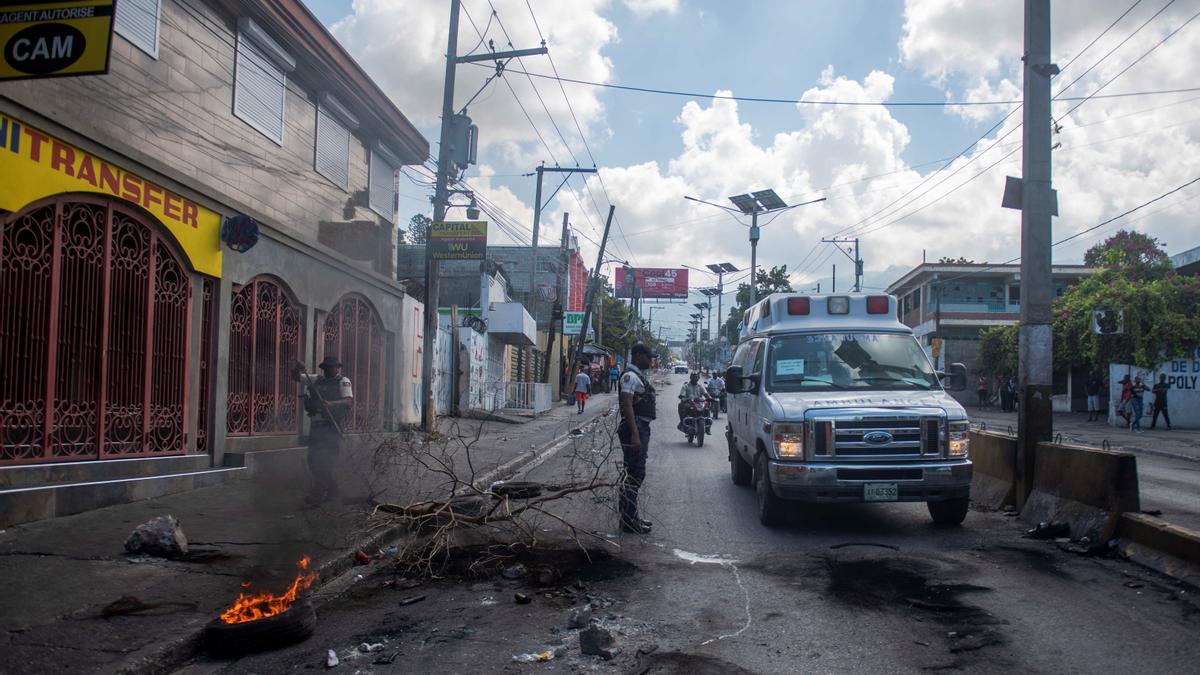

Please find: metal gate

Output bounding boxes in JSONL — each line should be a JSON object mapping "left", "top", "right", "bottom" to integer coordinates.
{"left": 0, "top": 196, "right": 192, "bottom": 465}
{"left": 322, "top": 295, "right": 387, "bottom": 432}
{"left": 226, "top": 277, "right": 302, "bottom": 435}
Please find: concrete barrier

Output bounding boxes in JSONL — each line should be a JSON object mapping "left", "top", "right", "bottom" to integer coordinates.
{"left": 1019, "top": 441, "right": 1140, "bottom": 542}
{"left": 968, "top": 431, "right": 1017, "bottom": 509}
{"left": 1118, "top": 513, "right": 1200, "bottom": 586}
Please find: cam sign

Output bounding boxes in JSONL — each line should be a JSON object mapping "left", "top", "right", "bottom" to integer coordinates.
{"left": 1, "top": 2, "right": 115, "bottom": 81}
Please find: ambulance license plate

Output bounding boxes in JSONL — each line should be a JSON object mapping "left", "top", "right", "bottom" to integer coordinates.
{"left": 864, "top": 483, "right": 898, "bottom": 502}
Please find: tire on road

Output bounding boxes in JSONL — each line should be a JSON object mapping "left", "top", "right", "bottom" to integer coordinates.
{"left": 204, "top": 599, "right": 317, "bottom": 657}
{"left": 755, "top": 453, "right": 786, "bottom": 526}
{"left": 729, "top": 436, "right": 752, "bottom": 486}
{"left": 927, "top": 496, "right": 969, "bottom": 525}
{"left": 696, "top": 424, "right": 705, "bottom": 446}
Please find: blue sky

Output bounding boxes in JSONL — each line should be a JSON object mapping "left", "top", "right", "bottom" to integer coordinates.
{"left": 302, "top": 0, "right": 1200, "bottom": 340}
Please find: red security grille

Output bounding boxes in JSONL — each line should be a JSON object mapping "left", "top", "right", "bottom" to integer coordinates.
{"left": 0, "top": 197, "right": 191, "bottom": 465}
{"left": 226, "top": 277, "right": 301, "bottom": 435}
{"left": 196, "top": 279, "right": 215, "bottom": 454}
{"left": 322, "top": 295, "right": 388, "bottom": 432}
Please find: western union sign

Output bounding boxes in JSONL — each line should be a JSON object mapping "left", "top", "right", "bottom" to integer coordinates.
{"left": 430, "top": 220, "right": 487, "bottom": 261}
{"left": 1, "top": 1, "right": 115, "bottom": 81}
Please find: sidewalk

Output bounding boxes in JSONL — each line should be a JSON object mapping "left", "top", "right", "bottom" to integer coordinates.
{"left": 969, "top": 408, "right": 1200, "bottom": 463}
{"left": 0, "top": 393, "right": 616, "bottom": 674}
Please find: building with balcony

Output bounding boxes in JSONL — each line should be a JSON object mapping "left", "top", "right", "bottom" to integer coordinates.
{"left": 0, "top": 0, "right": 428, "bottom": 525}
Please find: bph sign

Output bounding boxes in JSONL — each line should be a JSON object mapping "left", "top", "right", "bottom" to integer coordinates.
{"left": 1, "top": 2, "right": 115, "bottom": 81}
{"left": 563, "top": 311, "right": 585, "bottom": 336}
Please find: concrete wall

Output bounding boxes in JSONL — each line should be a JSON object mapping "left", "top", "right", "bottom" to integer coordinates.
{"left": 1109, "top": 349, "right": 1200, "bottom": 428}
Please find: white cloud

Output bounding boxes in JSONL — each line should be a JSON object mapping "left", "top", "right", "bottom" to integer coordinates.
{"left": 331, "top": 0, "right": 617, "bottom": 154}
{"left": 623, "top": 0, "right": 680, "bottom": 16}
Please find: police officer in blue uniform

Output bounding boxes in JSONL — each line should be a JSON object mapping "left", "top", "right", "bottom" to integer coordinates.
{"left": 292, "top": 356, "right": 353, "bottom": 506}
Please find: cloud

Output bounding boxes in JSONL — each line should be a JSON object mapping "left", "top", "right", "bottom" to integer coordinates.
{"left": 623, "top": 0, "right": 680, "bottom": 16}
{"left": 330, "top": 0, "right": 617, "bottom": 154}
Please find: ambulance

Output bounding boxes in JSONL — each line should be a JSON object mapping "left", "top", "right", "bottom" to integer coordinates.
{"left": 723, "top": 293, "right": 972, "bottom": 526}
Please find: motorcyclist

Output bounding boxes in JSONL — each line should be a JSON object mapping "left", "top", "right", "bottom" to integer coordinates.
{"left": 677, "top": 372, "right": 712, "bottom": 431}
{"left": 706, "top": 372, "right": 726, "bottom": 415}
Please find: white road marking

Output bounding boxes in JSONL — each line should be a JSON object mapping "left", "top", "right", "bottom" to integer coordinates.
{"left": 672, "top": 549, "right": 752, "bottom": 644}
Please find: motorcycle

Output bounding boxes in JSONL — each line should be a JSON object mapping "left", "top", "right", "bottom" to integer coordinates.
{"left": 682, "top": 398, "right": 714, "bottom": 446}
{"left": 706, "top": 385, "right": 726, "bottom": 419}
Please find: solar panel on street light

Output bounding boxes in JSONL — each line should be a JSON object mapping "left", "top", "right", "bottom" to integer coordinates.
{"left": 752, "top": 189, "right": 787, "bottom": 211}
{"left": 719, "top": 262, "right": 739, "bottom": 273}
{"left": 729, "top": 193, "right": 758, "bottom": 215}
{"left": 705, "top": 263, "right": 724, "bottom": 274}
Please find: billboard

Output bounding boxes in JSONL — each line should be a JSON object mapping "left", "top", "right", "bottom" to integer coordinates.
{"left": 614, "top": 267, "right": 689, "bottom": 300}
{"left": 429, "top": 220, "right": 487, "bottom": 260}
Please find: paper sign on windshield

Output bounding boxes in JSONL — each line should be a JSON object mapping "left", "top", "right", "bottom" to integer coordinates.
{"left": 776, "top": 359, "right": 805, "bottom": 375}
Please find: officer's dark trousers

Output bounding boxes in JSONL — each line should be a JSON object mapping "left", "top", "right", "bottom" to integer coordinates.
{"left": 617, "top": 419, "right": 651, "bottom": 525}
{"left": 308, "top": 423, "right": 342, "bottom": 500}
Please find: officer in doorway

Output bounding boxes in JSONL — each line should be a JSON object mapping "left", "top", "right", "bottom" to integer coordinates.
{"left": 292, "top": 356, "right": 353, "bottom": 506}
{"left": 618, "top": 342, "right": 657, "bottom": 534}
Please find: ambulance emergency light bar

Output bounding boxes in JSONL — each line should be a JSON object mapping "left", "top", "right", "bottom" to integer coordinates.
{"left": 784, "top": 295, "right": 892, "bottom": 316}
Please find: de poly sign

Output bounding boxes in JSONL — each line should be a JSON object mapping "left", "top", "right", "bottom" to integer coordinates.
{"left": 429, "top": 220, "right": 487, "bottom": 261}
{"left": 1, "top": 2, "right": 116, "bottom": 81}
{"left": 563, "top": 311, "right": 585, "bottom": 336}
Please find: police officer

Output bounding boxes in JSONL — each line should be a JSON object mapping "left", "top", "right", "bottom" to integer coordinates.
{"left": 292, "top": 356, "right": 353, "bottom": 506}
{"left": 618, "top": 342, "right": 656, "bottom": 534}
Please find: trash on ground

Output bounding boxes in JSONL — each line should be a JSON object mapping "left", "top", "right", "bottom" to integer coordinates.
{"left": 1025, "top": 521, "right": 1070, "bottom": 539}
{"left": 359, "top": 642, "right": 385, "bottom": 653}
{"left": 481, "top": 596, "right": 498, "bottom": 606}
{"left": 515, "top": 592, "right": 532, "bottom": 604}
{"left": 512, "top": 650, "right": 556, "bottom": 663}
{"left": 567, "top": 605, "right": 592, "bottom": 629}
{"left": 579, "top": 624, "right": 618, "bottom": 659}
{"left": 1125, "top": 580, "right": 1145, "bottom": 589}
{"left": 399, "top": 594, "right": 426, "bottom": 606}
{"left": 355, "top": 549, "right": 371, "bottom": 565}
{"left": 325, "top": 649, "right": 339, "bottom": 668}
{"left": 124, "top": 515, "right": 188, "bottom": 558}
{"left": 501, "top": 563, "right": 528, "bottom": 579}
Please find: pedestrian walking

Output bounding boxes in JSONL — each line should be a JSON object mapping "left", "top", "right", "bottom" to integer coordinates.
{"left": 976, "top": 374, "right": 989, "bottom": 410}
{"left": 609, "top": 364, "right": 619, "bottom": 394}
{"left": 1085, "top": 374, "right": 1102, "bottom": 422}
{"left": 617, "top": 342, "right": 656, "bottom": 535}
{"left": 1129, "top": 375, "right": 1147, "bottom": 432}
{"left": 1005, "top": 375, "right": 1018, "bottom": 412}
{"left": 1117, "top": 374, "right": 1133, "bottom": 428}
{"left": 574, "top": 364, "right": 592, "bottom": 414}
{"left": 1150, "top": 373, "right": 1173, "bottom": 430}
{"left": 292, "top": 356, "right": 353, "bottom": 506}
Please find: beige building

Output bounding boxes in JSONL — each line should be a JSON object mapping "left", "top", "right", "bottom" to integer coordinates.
{"left": 0, "top": 0, "right": 428, "bottom": 525}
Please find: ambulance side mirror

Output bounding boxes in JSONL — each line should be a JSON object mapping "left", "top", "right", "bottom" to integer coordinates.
{"left": 940, "top": 363, "right": 968, "bottom": 391}
{"left": 725, "top": 366, "right": 745, "bottom": 394}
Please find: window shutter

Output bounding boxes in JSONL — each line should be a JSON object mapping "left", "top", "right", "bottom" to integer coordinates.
{"left": 234, "top": 33, "right": 286, "bottom": 143}
{"left": 369, "top": 151, "right": 397, "bottom": 222}
{"left": 115, "top": 0, "right": 161, "bottom": 57}
{"left": 315, "top": 106, "right": 350, "bottom": 189}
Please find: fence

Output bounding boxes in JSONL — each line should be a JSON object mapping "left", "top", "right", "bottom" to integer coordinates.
{"left": 504, "top": 381, "right": 552, "bottom": 414}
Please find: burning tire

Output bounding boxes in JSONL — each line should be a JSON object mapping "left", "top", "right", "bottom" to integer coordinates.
{"left": 204, "top": 599, "right": 317, "bottom": 656}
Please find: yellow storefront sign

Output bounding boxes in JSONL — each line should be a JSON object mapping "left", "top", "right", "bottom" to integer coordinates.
{"left": 1, "top": 1, "right": 115, "bottom": 81}
{"left": 0, "top": 112, "right": 222, "bottom": 276}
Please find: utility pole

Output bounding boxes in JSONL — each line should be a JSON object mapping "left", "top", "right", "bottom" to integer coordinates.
{"left": 543, "top": 211, "right": 569, "bottom": 389}
{"left": 1015, "top": 0, "right": 1057, "bottom": 506}
{"left": 421, "top": 1, "right": 546, "bottom": 431}
{"left": 749, "top": 210, "right": 760, "bottom": 305}
{"left": 822, "top": 237, "right": 863, "bottom": 292}
{"left": 832, "top": 264, "right": 837, "bottom": 293}
{"left": 568, "top": 205, "right": 615, "bottom": 384}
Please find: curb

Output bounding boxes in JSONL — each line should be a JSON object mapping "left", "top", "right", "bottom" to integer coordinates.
{"left": 1119, "top": 512, "right": 1200, "bottom": 587}
{"left": 129, "top": 402, "right": 617, "bottom": 674}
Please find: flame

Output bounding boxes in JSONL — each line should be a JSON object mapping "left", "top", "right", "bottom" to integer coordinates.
{"left": 220, "top": 556, "right": 318, "bottom": 624}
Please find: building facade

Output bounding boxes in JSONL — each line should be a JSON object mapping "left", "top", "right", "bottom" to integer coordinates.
{"left": 0, "top": 0, "right": 428, "bottom": 509}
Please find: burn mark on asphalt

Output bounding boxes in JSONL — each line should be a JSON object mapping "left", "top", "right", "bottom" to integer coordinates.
{"left": 633, "top": 650, "right": 760, "bottom": 674}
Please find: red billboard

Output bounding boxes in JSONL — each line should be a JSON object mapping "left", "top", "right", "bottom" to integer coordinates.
{"left": 614, "top": 267, "right": 689, "bottom": 300}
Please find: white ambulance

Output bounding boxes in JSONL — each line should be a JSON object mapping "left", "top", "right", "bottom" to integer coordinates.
{"left": 723, "top": 293, "right": 972, "bottom": 526}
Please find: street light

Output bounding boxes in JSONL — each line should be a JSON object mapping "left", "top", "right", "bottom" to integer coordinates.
{"left": 685, "top": 192, "right": 825, "bottom": 305}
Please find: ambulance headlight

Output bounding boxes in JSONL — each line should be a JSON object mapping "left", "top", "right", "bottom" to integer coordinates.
{"left": 827, "top": 296, "right": 850, "bottom": 314}
{"left": 773, "top": 423, "right": 805, "bottom": 459}
{"left": 948, "top": 421, "right": 970, "bottom": 457}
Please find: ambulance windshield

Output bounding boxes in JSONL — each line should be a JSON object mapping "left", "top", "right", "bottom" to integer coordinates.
{"left": 766, "top": 333, "right": 938, "bottom": 392}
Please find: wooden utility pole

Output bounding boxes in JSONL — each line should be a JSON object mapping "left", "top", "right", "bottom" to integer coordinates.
{"left": 568, "top": 206, "right": 615, "bottom": 382}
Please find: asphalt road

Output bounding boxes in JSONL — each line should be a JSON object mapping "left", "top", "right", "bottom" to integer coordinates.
{"left": 186, "top": 373, "right": 1200, "bottom": 674}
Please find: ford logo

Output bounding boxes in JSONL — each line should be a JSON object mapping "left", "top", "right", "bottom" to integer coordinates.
{"left": 863, "top": 431, "right": 893, "bottom": 445}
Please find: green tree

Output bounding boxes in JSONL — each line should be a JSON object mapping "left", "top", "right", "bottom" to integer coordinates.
{"left": 405, "top": 213, "right": 431, "bottom": 245}
{"left": 721, "top": 265, "right": 793, "bottom": 343}
{"left": 978, "top": 230, "right": 1200, "bottom": 372}
{"left": 978, "top": 324, "right": 1017, "bottom": 376}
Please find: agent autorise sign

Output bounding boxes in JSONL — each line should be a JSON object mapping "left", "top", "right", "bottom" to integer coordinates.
{"left": 1, "top": 1, "right": 115, "bottom": 81}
